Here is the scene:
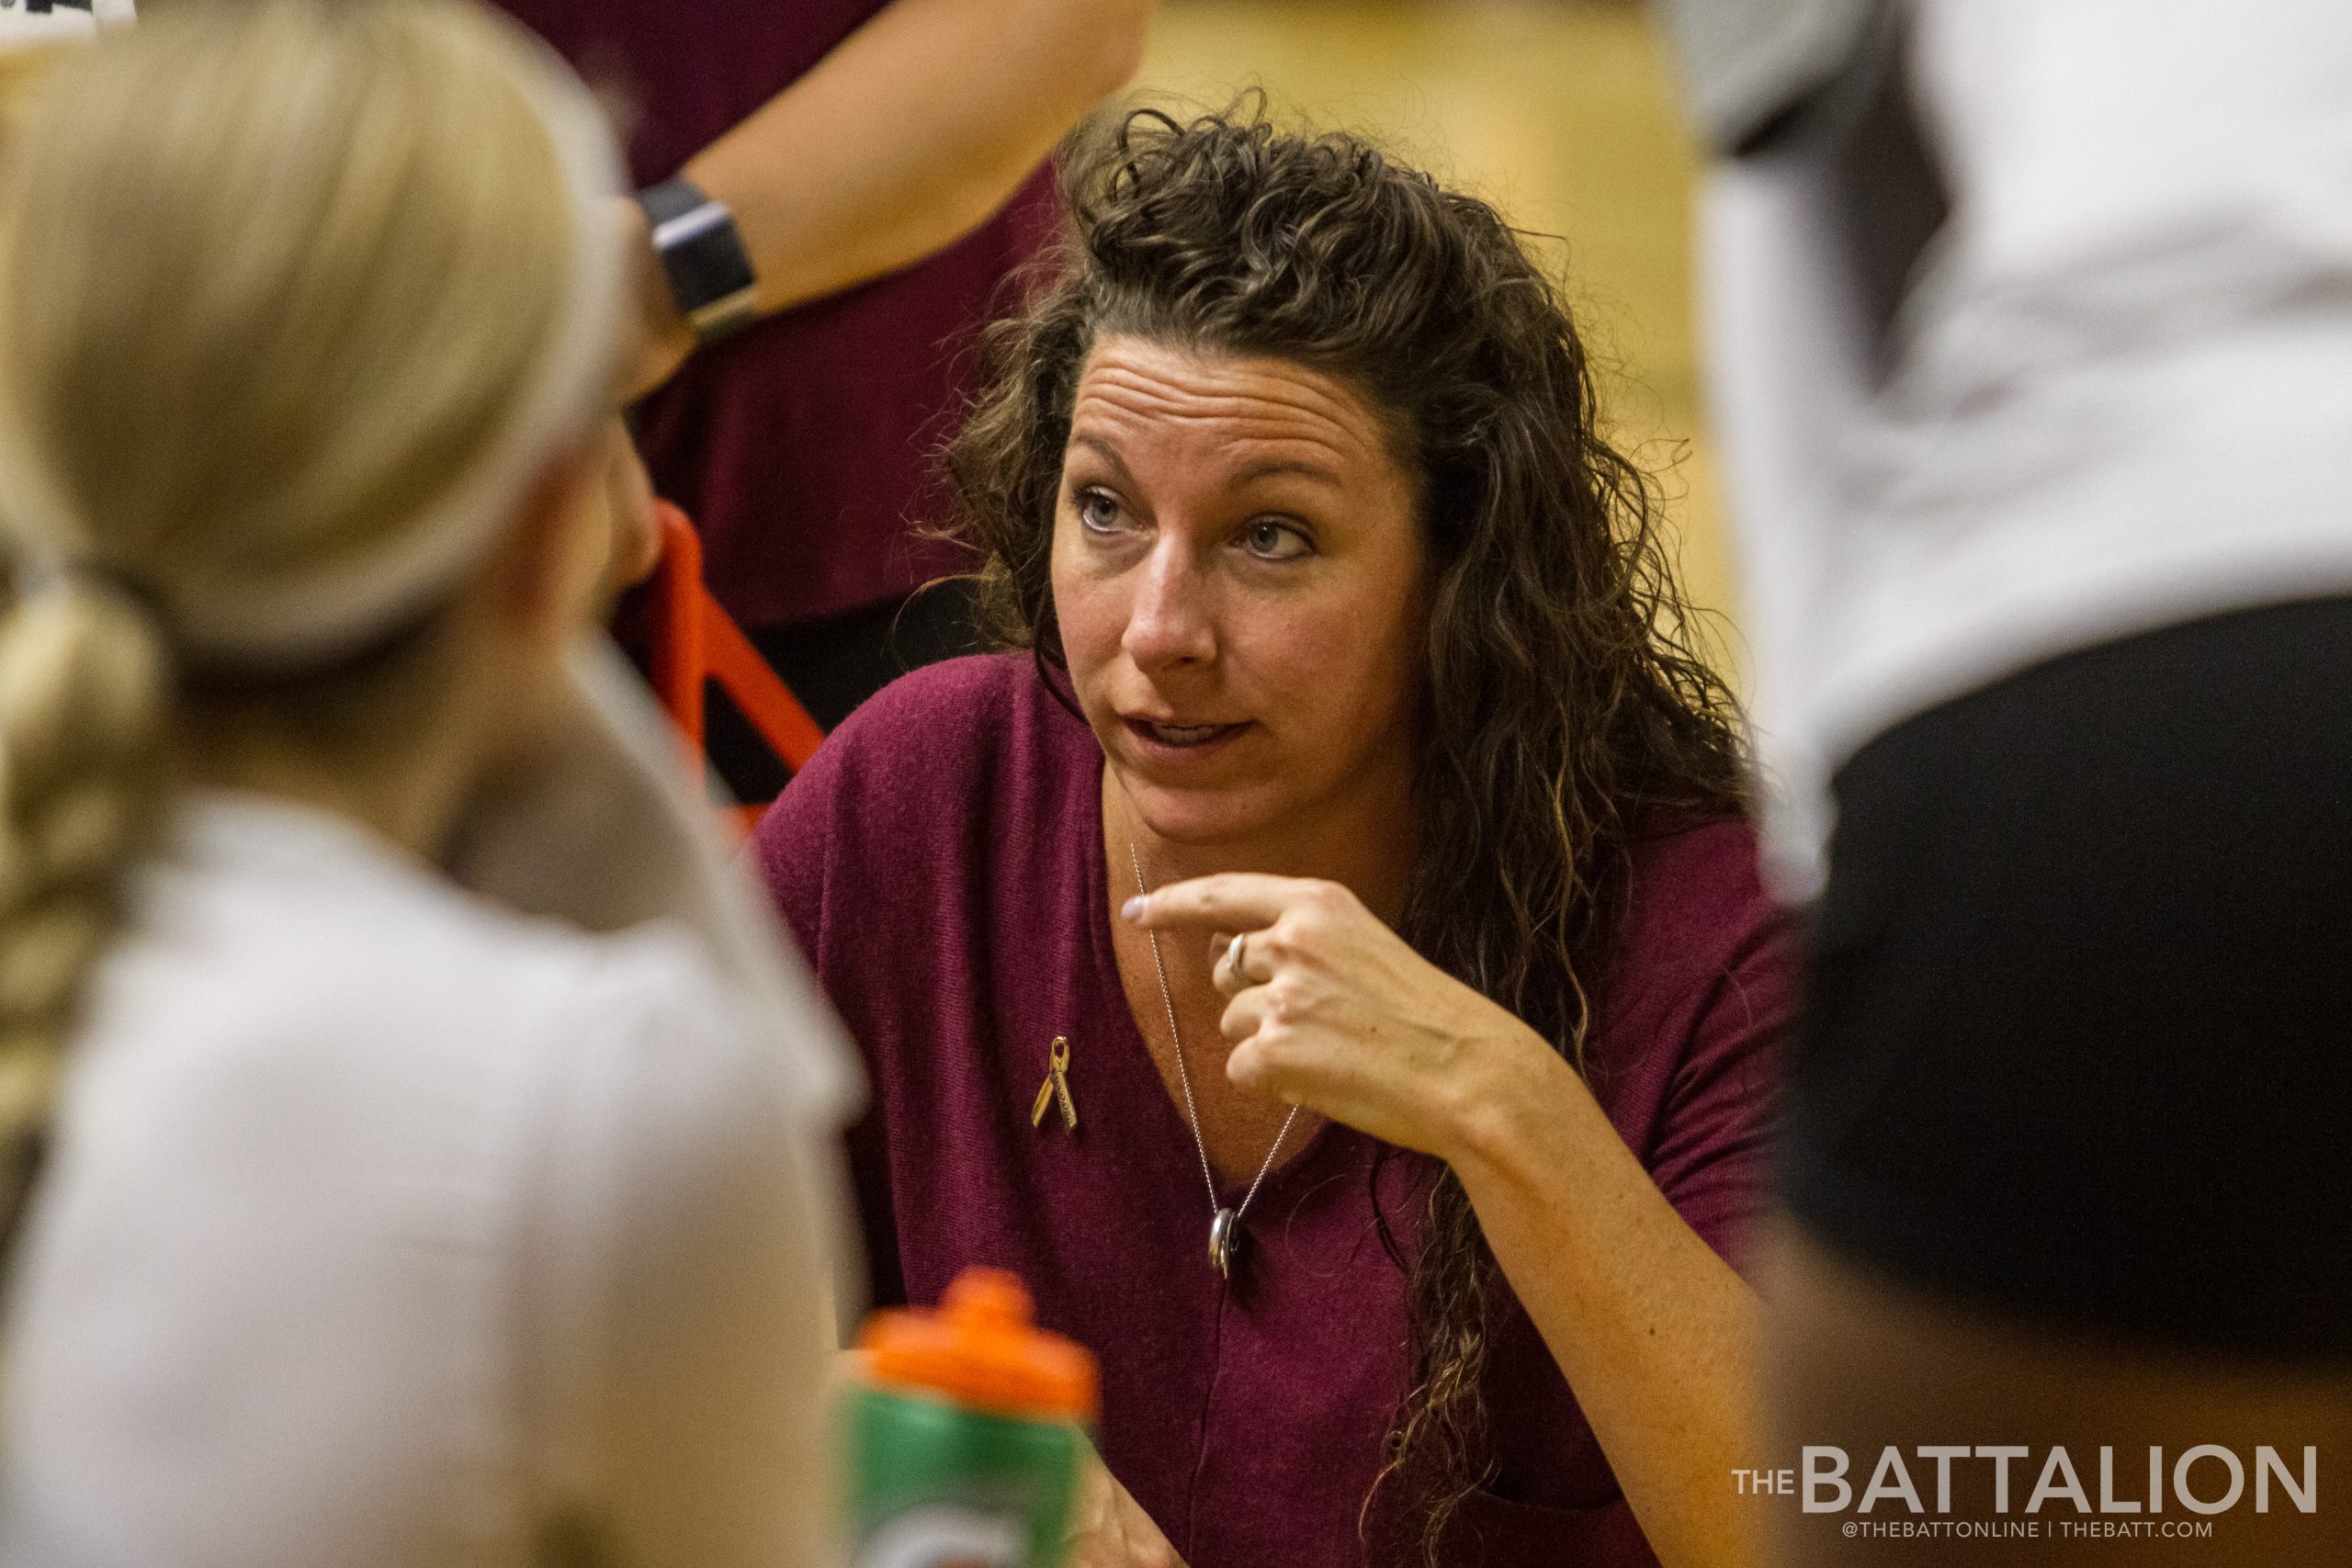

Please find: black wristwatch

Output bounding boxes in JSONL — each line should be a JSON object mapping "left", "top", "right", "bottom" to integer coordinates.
{"left": 635, "top": 176, "right": 760, "bottom": 346}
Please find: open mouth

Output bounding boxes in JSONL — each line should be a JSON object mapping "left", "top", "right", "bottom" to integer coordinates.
{"left": 1125, "top": 717, "right": 1249, "bottom": 750}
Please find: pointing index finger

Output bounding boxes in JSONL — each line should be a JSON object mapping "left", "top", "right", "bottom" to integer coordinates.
{"left": 1121, "top": 873, "right": 1310, "bottom": 932}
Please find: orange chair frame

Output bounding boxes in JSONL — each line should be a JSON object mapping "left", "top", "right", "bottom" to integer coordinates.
{"left": 644, "top": 500, "right": 826, "bottom": 829}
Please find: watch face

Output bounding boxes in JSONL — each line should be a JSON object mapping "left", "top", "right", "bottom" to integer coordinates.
{"left": 642, "top": 181, "right": 760, "bottom": 344}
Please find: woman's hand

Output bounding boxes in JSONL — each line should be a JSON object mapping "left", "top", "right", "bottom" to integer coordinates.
{"left": 1121, "top": 874, "right": 1568, "bottom": 1166}
{"left": 1133, "top": 874, "right": 1770, "bottom": 1568}
{"left": 1063, "top": 1443, "right": 1187, "bottom": 1568}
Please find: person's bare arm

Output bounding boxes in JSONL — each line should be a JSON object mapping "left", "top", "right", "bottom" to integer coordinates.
{"left": 625, "top": 0, "right": 1155, "bottom": 393}
{"left": 1444, "top": 1045, "right": 1761, "bottom": 1568}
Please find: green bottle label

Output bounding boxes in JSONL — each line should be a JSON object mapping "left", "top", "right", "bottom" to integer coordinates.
{"left": 845, "top": 1386, "right": 1085, "bottom": 1568}
{"left": 855, "top": 1504, "right": 1024, "bottom": 1568}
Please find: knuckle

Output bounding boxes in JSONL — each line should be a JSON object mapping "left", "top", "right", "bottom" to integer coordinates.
{"left": 1270, "top": 913, "right": 1315, "bottom": 953}
{"left": 1261, "top": 976, "right": 1300, "bottom": 1021}
{"left": 1302, "top": 878, "right": 1354, "bottom": 917}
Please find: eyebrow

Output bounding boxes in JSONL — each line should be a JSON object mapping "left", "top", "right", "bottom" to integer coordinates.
{"left": 1228, "top": 457, "right": 1343, "bottom": 489}
{"left": 1068, "top": 434, "right": 1343, "bottom": 491}
{"left": 1068, "top": 434, "right": 1136, "bottom": 483}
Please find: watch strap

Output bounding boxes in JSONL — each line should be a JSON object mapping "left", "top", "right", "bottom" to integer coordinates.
{"left": 636, "top": 177, "right": 759, "bottom": 345}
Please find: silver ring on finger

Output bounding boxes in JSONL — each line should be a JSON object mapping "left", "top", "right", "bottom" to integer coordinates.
{"left": 1227, "top": 931, "right": 1250, "bottom": 986}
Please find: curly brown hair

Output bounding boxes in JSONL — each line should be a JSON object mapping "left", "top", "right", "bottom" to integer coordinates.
{"left": 944, "top": 103, "right": 1748, "bottom": 1563}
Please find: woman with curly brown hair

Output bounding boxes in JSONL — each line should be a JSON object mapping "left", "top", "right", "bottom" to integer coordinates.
{"left": 755, "top": 107, "right": 1792, "bottom": 1568}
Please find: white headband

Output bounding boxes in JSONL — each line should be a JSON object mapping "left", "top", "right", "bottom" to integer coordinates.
{"left": 2, "top": 19, "right": 625, "bottom": 670}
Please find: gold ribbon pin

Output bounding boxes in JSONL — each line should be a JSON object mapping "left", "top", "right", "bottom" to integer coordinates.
{"left": 1030, "top": 1035, "right": 1077, "bottom": 1134}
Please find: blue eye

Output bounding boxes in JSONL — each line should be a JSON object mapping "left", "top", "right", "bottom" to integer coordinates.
{"left": 1077, "top": 489, "right": 1124, "bottom": 532}
{"left": 1243, "top": 520, "right": 1312, "bottom": 560}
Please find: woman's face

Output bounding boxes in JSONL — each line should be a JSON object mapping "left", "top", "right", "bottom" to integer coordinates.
{"left": 1053, "top": 334, "right": 1428, "bottom": 850}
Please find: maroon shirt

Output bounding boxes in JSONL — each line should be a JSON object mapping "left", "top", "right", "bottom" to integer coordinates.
{"left": 490, "top": 1, "right": 1059, "bottom": 631}
{"left": 755, "top": 656, "right": 1793, "bottom": 1568}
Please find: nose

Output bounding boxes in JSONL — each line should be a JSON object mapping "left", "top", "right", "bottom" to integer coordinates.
{"left": 1120, "top": 536, "right": 1217, "bottom": 672}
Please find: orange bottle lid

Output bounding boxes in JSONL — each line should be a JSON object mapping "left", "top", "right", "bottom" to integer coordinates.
{"left": 857, "top": 1267, "right": 1100, "bottom": 1423}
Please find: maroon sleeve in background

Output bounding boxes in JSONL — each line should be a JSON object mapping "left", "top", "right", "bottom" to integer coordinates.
{"left": 490, "top": 0, "right": 1063, "bottom": 631}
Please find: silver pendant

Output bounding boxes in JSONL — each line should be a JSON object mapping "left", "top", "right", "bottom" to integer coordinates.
{"left": 1208, "top": 1207, "right": 1242, "bottom": 1279}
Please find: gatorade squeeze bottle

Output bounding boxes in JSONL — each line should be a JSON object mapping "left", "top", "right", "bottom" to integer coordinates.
{"left": 845, "top": 1267, "right": 1100, "bottom": 1568}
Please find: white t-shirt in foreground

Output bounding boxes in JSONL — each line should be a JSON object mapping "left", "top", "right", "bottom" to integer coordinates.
{"left": 0, "top": 792, "right": 843, "bottom": 1568}
{"left": 1706, "top": 0, "right": 2352, "bottom": 895}
{"left": 0, "top": 0, "right": 133, "bottom": 48}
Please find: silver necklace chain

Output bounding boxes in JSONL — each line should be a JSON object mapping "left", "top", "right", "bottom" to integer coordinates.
{"left": 1127, "top": 840, "right": 1302, "bottom": 1226}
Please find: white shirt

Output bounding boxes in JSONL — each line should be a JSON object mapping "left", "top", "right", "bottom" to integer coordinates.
{"left": 0, "top": 0, "right": 133, "bottom": 48}
{"left": 1705, "top": 0, "right": 2352, "bottom": 895}
{"left": 1, "top": 794, "right": 844, "bottom": 1568}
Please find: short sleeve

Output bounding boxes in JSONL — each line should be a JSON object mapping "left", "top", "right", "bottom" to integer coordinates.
{"left": 1643, "top": 908, "right": 1796, "bottom": 1276}
{"left": 1590, "top": 826, "right": 1798, "bottom": 1280}
{"left": 512, "top": 929, "right": 845, "bottom": 1568}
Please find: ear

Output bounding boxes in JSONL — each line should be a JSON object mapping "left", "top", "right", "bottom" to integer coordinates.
{"left": 485, "top": 440, "right": 605, "bottom": 647}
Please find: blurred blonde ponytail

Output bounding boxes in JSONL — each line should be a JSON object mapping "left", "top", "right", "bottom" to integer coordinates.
{"left": 0, "top": 0, "right": 620, "bottom": 1258}
{"left": 0, "top": 584, "right": 168, "bottom": 1240}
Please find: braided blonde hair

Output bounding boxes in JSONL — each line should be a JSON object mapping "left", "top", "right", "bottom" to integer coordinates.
{"left": 0, "top": 0, "right": 619, "bottom": 1257}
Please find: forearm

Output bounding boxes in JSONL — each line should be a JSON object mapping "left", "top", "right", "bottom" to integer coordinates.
{"left": 1448, "top": 1050, "right": 1758, "bottom": 1568}
{"left": 684, "top": 0, "right": 1151, "bottom": 315}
